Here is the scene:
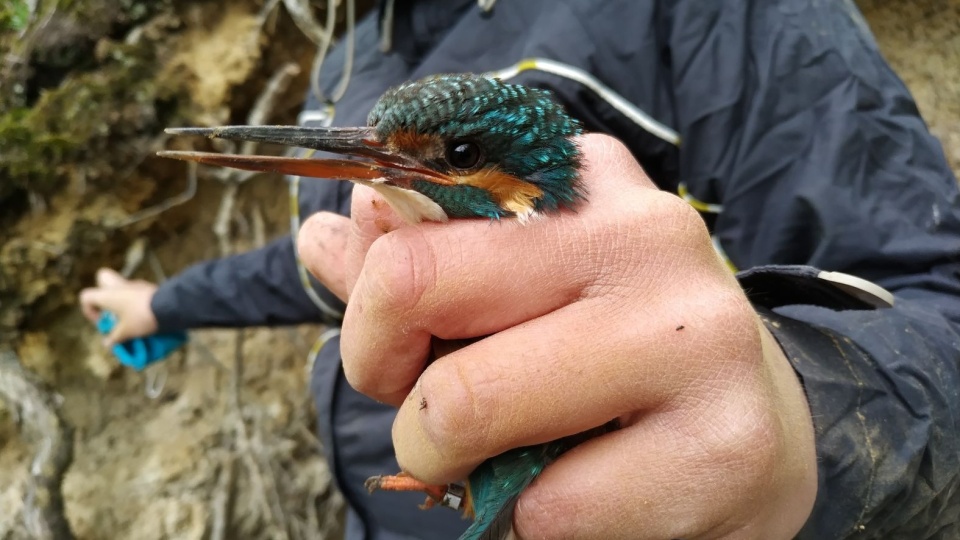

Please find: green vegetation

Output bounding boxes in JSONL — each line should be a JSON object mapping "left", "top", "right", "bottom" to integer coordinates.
{"left": 0, "top": 1, "right": 30, "bottom": 33}
{"left": 0, "top": 41, "right": 166, "bottom": 202}
{"left": 0, "top": 0, "right": 180, "bottom": 207}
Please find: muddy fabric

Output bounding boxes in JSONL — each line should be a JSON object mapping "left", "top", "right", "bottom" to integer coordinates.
{"left": 151, "top": 0, "right": 960, "bottom": 538}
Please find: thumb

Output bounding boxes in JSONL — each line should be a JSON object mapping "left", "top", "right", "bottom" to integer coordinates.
{"left": 104, "top": 323, "right": 130, "bottom": 348}
{"left": 96, "top": 267, "right": 127, "bottom": 287}
{"left": 92, "top": 290, "right": 135, "bottom": 347}
{"left": 298, "top": 211, "right": 351, "bottom": 302}
{"left": 104, "top": 313, "right": 152, "bottom": 348}
{"left": 82, "top": 287, "right": 155, "bottom": 347}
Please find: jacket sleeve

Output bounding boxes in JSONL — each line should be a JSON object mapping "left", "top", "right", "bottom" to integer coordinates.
{"left": 660, "top": 1, "right": 960, "bottom": 538}
{"left": 764, "top": 294, "right": 960, "bottom": 539}
{"left": 151, "top": 234, "right": 345, "bottom": 331}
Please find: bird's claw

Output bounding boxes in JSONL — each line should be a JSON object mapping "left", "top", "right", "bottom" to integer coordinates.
{"left": 363, "top": 472, "right": 466, "bottom": 512}
{"left": 364, "top": 475, "right": 385, "bottom": 494}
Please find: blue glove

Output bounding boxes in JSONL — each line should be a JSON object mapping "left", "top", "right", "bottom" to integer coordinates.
{"left": 96, "top": 311, "right": 188, "bottom": 371}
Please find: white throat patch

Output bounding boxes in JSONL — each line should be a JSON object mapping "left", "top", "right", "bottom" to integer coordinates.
{"left": 364, "top": 181, "right": 449, "bottom": 224}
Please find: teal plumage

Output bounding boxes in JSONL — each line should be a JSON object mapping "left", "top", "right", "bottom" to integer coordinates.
{"left": 462, "top": 423, "right": 619, "bottom": 540}
{"left": 410, "top": 179, "right": 506, "bottom": 219}
{"left": 462, "top": 443, "right": 565, "bottom": 540}
{"left": 368, "top": 74, "right": 585, "bottom": 217}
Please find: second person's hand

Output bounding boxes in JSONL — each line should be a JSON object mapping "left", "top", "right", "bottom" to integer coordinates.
{"left": 79, "top": 268, "right": 159, "bottom": 347}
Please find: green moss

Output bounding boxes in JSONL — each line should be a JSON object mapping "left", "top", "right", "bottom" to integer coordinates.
{"left": 0, "top": 1, "right": 30, "bottom": 32}
{"left": 0, "top": 38, "right": 179, "bottom": 202}
{"left": 0, "top": 0, "right": 185, "bottom": 206}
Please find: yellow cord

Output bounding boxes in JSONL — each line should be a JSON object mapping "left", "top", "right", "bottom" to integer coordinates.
{"left": 677, "top": 182, "right": 723, "bottom": 214}
{"left": 289, "top": 138, "right": 345, "bottom": 320}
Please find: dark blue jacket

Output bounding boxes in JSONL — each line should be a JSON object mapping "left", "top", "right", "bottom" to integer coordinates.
{"left": 152, "top": 1, "right": 960, "bottom": 538}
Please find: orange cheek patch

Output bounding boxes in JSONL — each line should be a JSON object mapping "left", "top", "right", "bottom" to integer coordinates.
{"left": 387, "top": 130, "right": 443, "bottom": 158}
{"left": 459, "top": 169, "right": 543, "bottom": 215}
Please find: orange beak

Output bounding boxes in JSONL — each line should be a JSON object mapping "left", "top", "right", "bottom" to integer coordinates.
{"left": 157, "top": 125, "right": 453, "bottom": 186}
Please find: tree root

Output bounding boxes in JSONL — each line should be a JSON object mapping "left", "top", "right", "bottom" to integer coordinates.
{"left": 0, "top": 349, "right": 74, "bottom": 540}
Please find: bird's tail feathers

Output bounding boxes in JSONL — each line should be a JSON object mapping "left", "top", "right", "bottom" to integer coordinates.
{"left": 461, "top": 492, "right": 520, "bottom": 540}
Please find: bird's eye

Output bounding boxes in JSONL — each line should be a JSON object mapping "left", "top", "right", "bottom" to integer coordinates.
{"left": 446, "top": 141, "right": 483, "bottom": 170}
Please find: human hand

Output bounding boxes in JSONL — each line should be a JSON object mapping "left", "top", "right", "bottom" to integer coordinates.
{"left": 79, "top": 268, "right": 159, "bottom": 347}
{"left": 298, "top": 134, "right": 818, "bottom": 538}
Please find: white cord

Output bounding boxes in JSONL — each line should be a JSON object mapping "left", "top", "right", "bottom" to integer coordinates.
{"left": 484, "top": 57, "right": 682, "bottom": 146}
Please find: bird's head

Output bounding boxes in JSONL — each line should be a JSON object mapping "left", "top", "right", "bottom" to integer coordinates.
{"left": 159, "top": 74, "right": 584, "bottom": 223}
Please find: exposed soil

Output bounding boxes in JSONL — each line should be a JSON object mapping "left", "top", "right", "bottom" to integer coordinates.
{"left": 858, "top": 0, "right": 960, "bottom": 173}
{"left": 0, "top": 1, "right": 957, "bottom": 539}
{"left": 0, "top": 2, "right": 347, "bottom": 539}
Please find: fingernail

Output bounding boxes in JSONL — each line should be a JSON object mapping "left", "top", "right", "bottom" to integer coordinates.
{"left": 505, "top": 527, "right": 520, "bottom": 540}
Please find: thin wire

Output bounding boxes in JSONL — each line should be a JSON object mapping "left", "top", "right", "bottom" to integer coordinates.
{"left": 297, "top": 0, "right": 354, "bottom": 320}
{"left": 289, "top": 146, "right": 345, "bottom": 321}
{"left": 335, "top": 0, "right": 357, "bottom": 102}
{"left": 144, "top": 367, "right": 168, "bottom": 400}
{"left": 308, "top": 0, "right": 336, "bottom": 103}
{"left": 379, "top": 0, "right": 396, "bottom": 52}
{"left": 111, "top": 156, "right": 198, "bottom": 228}
{"left": 310, "top": 0, "right": 356, "bottom": 106}
{"left": 304, "top": 328, "right": 341, "bottom": 381}
{"left": 678, "top": 182, "right": 724, "bottom": 213}
{"left": 483, "top": 57, "right": 682, "bottom": 146}
{"left": 281, "top": 0, "right": 333, "bottom": 47}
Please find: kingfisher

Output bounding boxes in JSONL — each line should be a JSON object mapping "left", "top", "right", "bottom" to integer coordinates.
{"left": 160, "top": 73, "right": 615, "bottom": 540}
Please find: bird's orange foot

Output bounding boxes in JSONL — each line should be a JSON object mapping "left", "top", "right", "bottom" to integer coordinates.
{"left": 364, "top": 472, "right": 466, "bottom": 512}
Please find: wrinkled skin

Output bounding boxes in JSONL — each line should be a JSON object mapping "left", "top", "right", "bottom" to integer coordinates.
{"left": 298, "top": 134, "right": 818, "bottom": 539}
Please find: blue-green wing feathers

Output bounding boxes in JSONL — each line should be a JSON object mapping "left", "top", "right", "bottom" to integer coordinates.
{"left": 460, "top": 446, "right": 552, "bottom": 540}
{"left": 458, "top": 421, "right": 621, "bottom": 540}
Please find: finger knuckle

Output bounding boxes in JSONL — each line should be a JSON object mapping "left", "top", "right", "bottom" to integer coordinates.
{"left": 416, "top": 359, "right": 493, "bottom": 460}
{"left": 701, "top": 400, "right": 781, "bottom": 493}
{"left": 338, "top": 313, "right": 405, "bottom": 398}
{"left": 702, "top": 288, "right": 763, "bottom": 364}
{"left": 363, "top": 231, "right": 433, "bottom": 316}
{"left": 645, "top": 190, "right": 709, "bottom": 243}
{"left": 583, "top": 132, "right": 634, "bottom": 161}
{"left": 340, "top": 343, "right": 374, "bottom": 395}
{"left": 579, "top": 133, "right": 657, "bottom": 189}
